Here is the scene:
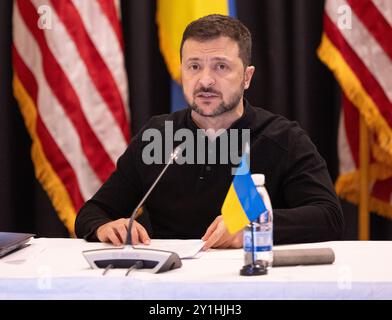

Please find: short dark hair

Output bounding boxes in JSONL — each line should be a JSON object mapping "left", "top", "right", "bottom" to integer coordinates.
{"left": 180, "top": 14, "right": 252, "bottom": 67}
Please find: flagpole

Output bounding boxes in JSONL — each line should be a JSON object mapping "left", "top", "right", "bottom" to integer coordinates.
{"left": 359, "top": 115, "right": 370, "bottom": 240}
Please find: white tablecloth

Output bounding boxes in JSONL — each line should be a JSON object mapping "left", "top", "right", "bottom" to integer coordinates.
{"left": 0, "top": 238, "right": 391, "bottom": 299}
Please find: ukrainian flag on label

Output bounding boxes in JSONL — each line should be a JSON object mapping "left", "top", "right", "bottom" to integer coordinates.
{"left": 222, "top": 155, "right": 267, "bottom": 234}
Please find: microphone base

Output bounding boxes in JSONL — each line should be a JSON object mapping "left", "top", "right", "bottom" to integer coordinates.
{"left": 82, "top": 247, "right": 182, "bottom": 273}
{"left": 240, "top": 260, "right": 268, "bottom": 276}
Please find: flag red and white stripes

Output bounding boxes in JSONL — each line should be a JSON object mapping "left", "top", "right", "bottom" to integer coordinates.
{"left": 318, "top": 0, "right": 392, "bottom": 219}
{"left": 12, "top": 0, "right": 130, "bottom": 235}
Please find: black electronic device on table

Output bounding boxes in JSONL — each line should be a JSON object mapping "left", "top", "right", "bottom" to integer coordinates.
{"left": 0, "top": 232, "right": 35, "bottom": 258}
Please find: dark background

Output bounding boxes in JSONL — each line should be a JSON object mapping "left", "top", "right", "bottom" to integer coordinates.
{"left": 1, "top": 0, "right": 391, "bottom": 239}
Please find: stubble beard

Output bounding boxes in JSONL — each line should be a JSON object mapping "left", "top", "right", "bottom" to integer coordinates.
{"left": 186, "top": 82, "right": 245, "bottom": 118}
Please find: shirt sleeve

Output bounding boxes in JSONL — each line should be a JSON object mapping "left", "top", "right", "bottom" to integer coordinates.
{"left": 74, "top": 140, "right": 143, "bottom": 241}
{"left": 273, "top": 131, "right": 345, "bottom": 244}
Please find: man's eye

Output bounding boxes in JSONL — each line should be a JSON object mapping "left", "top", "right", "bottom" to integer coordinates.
{"left": 190, "top": 64, "right": 199, "bottom": 70}
{"left": 217, "top": 64, "right": 227, "bottom": 70}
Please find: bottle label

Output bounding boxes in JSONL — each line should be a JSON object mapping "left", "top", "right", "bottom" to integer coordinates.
{"left": 243, "top": 230, "right": 272, "bottom": 252}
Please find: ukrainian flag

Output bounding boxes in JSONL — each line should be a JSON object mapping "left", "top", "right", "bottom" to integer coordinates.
{"left": 156, "top": 0, "right": 236, "bottom": 112}
{"left": 222, "top": 154, "right": 267, "bottom": 234}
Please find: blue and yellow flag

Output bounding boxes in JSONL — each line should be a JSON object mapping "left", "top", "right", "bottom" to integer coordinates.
{"left": 222, "top": 154, "right": 267, "bottom": 234}
{"left": 156, "top": 0, "right": 236, "bottom": 112}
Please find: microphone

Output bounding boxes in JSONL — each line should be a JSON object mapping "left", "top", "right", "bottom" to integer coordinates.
{"left": 272, "top": 248, "right": 335, "bottom": 267}
{"left": 82, "top": 146, "right": 183, "bottom": 274}
{"left": 126, "top": 146, "right": 182, "bottom": 246}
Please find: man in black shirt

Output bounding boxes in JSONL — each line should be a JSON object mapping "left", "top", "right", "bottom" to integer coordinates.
{"left": 75, "top": 14, "right": 344, "bottom": 249}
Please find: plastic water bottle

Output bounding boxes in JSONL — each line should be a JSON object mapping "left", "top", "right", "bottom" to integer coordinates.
{"left": 243, "top": 174, "right": 273, "bottom": 268}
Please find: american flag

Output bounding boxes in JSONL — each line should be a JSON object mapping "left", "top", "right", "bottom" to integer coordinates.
{"left": 12, "top": 0, "right": 130, "bottom": 235}
{"left": 318, "top": 0, "right": 392, "bottom": 221}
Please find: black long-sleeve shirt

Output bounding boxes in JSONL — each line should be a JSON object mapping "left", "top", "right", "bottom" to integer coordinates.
{"left": 75, "top": 101, "right": 344, "bottom": 244}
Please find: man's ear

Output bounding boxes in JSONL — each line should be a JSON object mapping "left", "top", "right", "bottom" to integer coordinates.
{"left": 244, "top": 66, "right": 255, "bottom": 90}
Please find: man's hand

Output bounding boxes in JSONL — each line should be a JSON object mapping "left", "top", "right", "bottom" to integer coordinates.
{"left": 96, "top": 218, "right": 150, "bottom": 246}
{"left": 201, "top": 215, "right": 243, "bottom": 250}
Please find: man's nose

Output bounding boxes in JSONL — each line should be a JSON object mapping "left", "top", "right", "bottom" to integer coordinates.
{"left": 198, "top": 68, "right": 215, "bottom": 88}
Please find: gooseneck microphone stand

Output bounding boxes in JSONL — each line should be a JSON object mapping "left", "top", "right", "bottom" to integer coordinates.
{"left": 82, "top": 147, "right": 183, "bottom": 274}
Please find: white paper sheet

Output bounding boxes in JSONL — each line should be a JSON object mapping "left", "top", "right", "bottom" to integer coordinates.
{"left": 134, "top": 239, "right": 205, "bottom": 259}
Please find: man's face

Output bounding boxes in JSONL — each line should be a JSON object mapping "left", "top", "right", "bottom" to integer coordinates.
{"left": 181, "top": 36, "right": 254, "bottom": 117}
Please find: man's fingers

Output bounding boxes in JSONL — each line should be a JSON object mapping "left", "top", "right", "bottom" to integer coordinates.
{"left": 202, "top": 231, "right": 221, "bottom": 250}
{"left": 201, "top": 217, "right": 220, "bottom": 241}
{"left": 131, "top": 224, "right": 140, "bottom": 245}
{"left": 230, "top": 232, "right": 243, "bottom": 248}
{"left": 201, "top": 223, "right": 216, "bottom": 241}
{"left": 96, "top": 219, "right": 140, "bottom": 245}
{"left": 219, "top": 240, "right": 232, "bottom": 249}
{"left": 116, "top": 224, "right": 128, "bottom": 244}
{"left": 107, "top": 229, "right": 122, "bottom": 246}
{"left": 202, "top": 223, "right": 226, "bottom": 250}
{"left": 122, "top": 218, "right": 130, "bottom": 230}
{"left": 136, "top": 223, "right": 150, "bottom": 244}
{"left": 202, "top": 218, "right": 243, "bottom": 249}
{"left": 97, "top": 229, "right": 108, "bottom": 243}
{"left": 96, "top": 224, "right": 108, "bottom": 243}
{"left": 216, "top": 237, "right": 234, "bottom": 249}
{"left": 216, "top": 231, "right": 243, "bottom": 249}
{"left": 112, "top": 227, "right": 126, "bottom": 246}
